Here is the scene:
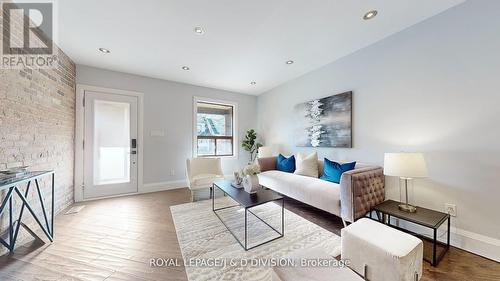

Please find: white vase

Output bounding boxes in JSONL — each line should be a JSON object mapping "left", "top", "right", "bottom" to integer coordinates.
{"left": 243, "top": 175, "right": 260, "bottom": 194}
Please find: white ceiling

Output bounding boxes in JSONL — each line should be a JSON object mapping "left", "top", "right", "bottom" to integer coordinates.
{"left": 54, "top": 0, "right": 465, "bottom": 95}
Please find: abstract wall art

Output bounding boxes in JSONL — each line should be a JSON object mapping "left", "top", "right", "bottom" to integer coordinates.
{"left": 294, "top": 91, "right": 352, "bottom": 148}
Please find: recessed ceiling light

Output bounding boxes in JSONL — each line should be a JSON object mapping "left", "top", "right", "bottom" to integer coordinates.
{"left": 363, "top": 10, "right": 378, "bottom": 20}
{"left": 194, "top": 27, "right": 205, "bottom": 34}
{"left": 182, "top": 66, "right": 190, "bottom": 70}
{"left": 286, "top": 60, "right": 294, "bottom": 65}
{"left": 98, "top": 48, "right": 110, "bottom": 54}
{"left": 250, "top": 81, "right": 256, "bottom": 85}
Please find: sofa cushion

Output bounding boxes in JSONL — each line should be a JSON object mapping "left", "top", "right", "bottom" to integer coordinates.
{"left": 258, "top": 170, "right": 341, "bottom": 215}
{"left": 277, "top": 154, "right": 296, "bottom": 173}
{"left": 321, "top": 158, "right": 356, "bottom": 184}
{"left": 294, "top": 152, "right": 319, "bottom": 178}
{"left": 257, "top": 157, "right": 277, "bottom": 172}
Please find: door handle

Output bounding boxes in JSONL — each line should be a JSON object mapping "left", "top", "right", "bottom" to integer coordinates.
{"left": 130, "top": 151, "right": 137, "bottom": 155}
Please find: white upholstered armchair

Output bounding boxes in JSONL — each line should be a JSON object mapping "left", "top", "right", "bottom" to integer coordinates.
{"left": 186, "top": 158, "right": 224, "bottom": 201}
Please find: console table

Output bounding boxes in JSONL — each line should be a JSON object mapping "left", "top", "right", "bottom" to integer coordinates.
{"left": 0, "top": 171, "right": 55, "bottom": 252}
{"left": 370, "top": 200, "right": 450, "bottom": 266}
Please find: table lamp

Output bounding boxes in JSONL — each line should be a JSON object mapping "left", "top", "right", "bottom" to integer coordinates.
{"left": 384, "top": 152, "right": 428, "bottom": 213}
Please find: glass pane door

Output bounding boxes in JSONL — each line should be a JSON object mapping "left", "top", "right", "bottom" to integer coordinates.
{"left": 83, "top": 91, "right": 138, "bottom": 199}
{"left": 93, "top": 100, "right": 130, "bottom": 185}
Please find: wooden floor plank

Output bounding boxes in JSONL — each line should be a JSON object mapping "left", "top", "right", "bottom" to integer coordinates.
{"left": 1, "top": 188, "right": 498, "bottom": 281}
{"left": 283, "top": 197, "right": 500, "bottom": 281}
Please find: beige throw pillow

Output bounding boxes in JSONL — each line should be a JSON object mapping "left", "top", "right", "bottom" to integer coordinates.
{"left": 294, "top": 152, "right": 319, "bottom": 178}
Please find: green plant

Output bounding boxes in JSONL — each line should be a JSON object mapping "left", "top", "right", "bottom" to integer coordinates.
{"left": 242, "top": 129, "right": 262, "bottom": 162}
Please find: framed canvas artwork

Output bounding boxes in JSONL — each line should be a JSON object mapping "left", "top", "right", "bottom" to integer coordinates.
{"left": 294, "top": 91, "right": 352, "bottom": 148}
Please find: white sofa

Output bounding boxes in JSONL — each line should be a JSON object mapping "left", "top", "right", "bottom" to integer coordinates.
{"left": 257, "top": 157, "right": 385, "bottom": 224}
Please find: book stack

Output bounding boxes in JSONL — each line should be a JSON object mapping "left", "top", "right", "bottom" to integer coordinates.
{"left": 0, "top": 166, "right": 29, "bottom": 178}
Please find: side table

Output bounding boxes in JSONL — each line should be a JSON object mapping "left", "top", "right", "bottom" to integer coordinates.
{"left": 370, "top": 200, "right": 450, "bottom": 266}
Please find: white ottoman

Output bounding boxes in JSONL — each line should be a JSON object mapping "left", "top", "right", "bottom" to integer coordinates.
{"left": 272, "top": 247, "right": 364, "bottom": 281}
{"left": 341, "top": 218, "right": 423, "bottom": 281}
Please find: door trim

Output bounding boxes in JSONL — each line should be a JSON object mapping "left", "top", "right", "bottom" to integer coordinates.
{"left": 75, "top": 84, "right": 144, "bottom": 202}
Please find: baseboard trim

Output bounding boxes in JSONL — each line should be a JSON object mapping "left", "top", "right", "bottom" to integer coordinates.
{"left": 451, "top": 227, "right": 500, "bottom": 262}
{"left": 141, "top": 180, "right": 187, "bottom": 193}
{"left": 453, "top": 227, "right": 500, "bottom": 247}
{"left": 394, "top": 218, "right": 500, "bottom": 262}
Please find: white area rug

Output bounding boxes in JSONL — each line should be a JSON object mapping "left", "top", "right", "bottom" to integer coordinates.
{"left": 171, "top": 197, "right": 341, "bottom": 281}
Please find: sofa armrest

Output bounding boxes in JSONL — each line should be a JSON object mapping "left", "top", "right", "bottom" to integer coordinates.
{"left": 339, "top": 167, "right": 385, "bottom": 222}
{"left": 257, "top": 157, "right": 277, "bottom": 172}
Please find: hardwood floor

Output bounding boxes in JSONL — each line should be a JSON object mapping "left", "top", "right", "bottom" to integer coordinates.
{"left": 283, "top": 197, "right": 500, "bottom": 281}
{"left": 0, "top": 188, "right": 498, "bottom": 281}
{"left": 0, "top": 189, "right": 191, "bottom": 281}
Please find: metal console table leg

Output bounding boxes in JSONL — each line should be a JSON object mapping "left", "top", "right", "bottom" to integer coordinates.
{"left": 0, "top": 171, "right": 55, "bottom": 252}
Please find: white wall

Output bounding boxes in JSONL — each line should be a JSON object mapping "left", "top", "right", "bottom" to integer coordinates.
{"left": 77, "top": 65, "right": 258, "bottom": 189}
{"left": 257, "top": 0, "right": 500, "bottom": 260}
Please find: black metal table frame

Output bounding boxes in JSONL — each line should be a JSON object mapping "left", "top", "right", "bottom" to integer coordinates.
{"left": 211, "top": 184, "right": 284, "bottom": 251}
{"left": 369, "top": 209, "right": 450, "bottom": 266}
{"left": 0, "top": 171, "right": 55, "bottom": 252}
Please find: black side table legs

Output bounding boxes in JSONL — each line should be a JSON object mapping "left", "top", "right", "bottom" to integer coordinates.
{"left": 370, "top": 200, "right": 450, "bottom": 266}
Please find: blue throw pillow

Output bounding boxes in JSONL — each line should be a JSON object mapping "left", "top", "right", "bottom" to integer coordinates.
{"left": 320, "top": 158, "right": 356, "bottom": 184}
{"left": 277, "top": 154, "right": 296, "bottom": 173}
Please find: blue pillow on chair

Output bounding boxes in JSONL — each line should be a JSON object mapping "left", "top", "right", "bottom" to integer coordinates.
{"left": 277, "top": 154, "right": 296, "bottom": 173}
{"left": 320, "top": 158, "right": 356, "bottom": 184}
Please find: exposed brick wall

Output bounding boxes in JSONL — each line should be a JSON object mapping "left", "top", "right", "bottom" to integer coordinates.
{"left": 0, "top": 5, "right": 76, "bottom": 255}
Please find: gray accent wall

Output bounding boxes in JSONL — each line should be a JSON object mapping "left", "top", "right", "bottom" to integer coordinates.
{"left": 257, "top": 0, "right": 500, "bottom": 260}
{"left": 77, "top": 65, "right": 258, "bottom": 185}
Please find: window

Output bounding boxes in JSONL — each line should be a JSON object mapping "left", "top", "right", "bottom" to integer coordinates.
{"left": 195, "top": 100, "right": 235, "bottom": 157}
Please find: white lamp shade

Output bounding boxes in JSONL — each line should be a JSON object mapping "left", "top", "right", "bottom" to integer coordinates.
{"left": 258, "top": 146, "right": 273, "bottom": 158}
{"left": 384, "top": 153, "right": 428, "bottom": 178}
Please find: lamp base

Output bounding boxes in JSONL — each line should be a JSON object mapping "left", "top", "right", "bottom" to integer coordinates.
{"left": 398, "top": 203, "right": 417, "bottom": 213}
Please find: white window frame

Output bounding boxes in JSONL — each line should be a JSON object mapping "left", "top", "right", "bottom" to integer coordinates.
{"left": 193, "top": 96, "right": 238, "bottom": 159}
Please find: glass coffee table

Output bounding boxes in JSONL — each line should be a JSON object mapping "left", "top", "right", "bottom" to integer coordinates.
{"left": 212, "top": 180, "right": 284, "bottom": 251}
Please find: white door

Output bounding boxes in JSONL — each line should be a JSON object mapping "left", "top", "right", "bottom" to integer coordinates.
{"left": 83, "top": 91, "right": 138, "bottom": 199}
